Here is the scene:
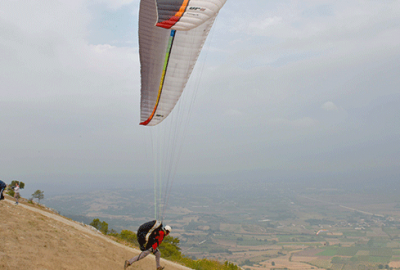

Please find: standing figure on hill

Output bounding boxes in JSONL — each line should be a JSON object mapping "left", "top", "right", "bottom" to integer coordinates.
{"left": 0, "top": 180, "right": 6, "bottom": 200}
{"left": 14, "top": 183, "right": 20, "bottom": 205}
{"left": 124, "top": 220, "right": 171, "bottom": 270}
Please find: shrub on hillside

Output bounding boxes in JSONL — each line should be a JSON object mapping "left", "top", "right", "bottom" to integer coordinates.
{"left": 93, "top": 218, "right": 239, "bottom": 270}
{"left": 10, "top": 180, "right": 25, "bottom": 189}
{"left": 159, "top": 235, "right": 181, "bottom": 259}
{"left": 90, "top": 218, "right": 109, "bottom": 234}
{"left": 7, "top": 189, "right": 14, "bottom": 197}
{"left": 119, "top": 230, "right": 138, "bottom": 245}
{"left": 179, "top": 258, "right": 240, "bottom": 270}
{"left": 32, "top": 190, "right": 44, "bottom": 203}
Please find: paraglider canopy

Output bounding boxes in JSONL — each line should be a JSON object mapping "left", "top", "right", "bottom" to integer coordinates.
{"left": 155, "top": 0, "right": 226, "bottom": 31}
{"left": 138, "top": 0, "right": 227, "bottom": 126}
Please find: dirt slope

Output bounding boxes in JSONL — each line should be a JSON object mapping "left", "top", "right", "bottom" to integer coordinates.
{"left": 0, "top": 196, "right": 192, "bottom": 270}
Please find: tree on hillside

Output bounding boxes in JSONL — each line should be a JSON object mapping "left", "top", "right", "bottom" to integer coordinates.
{"left": 32, "top": 190, "right": 44, "bottom": 203}
{"left": 90, "top": 218, "right": 108, "bottom": 234}
{"left": 6, "top": 181, "right": 23, "bottom": 197}
{"left": 119, "top": 230, "right": 138, "bottom": 244}
{"left": 159, "top": 235, "right": 181, "bottom": 258}
{"left": 7, "top": 181, "right": 25, "bottom": 196}
{"left": 10, "top": 180, "right": 25, "bottom": 189}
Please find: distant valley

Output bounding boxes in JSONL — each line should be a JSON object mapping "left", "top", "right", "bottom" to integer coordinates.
{"left": 44, "top": 179, "right": 400, "bottom": 269}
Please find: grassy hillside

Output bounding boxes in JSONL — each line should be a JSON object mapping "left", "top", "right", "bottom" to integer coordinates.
{"left": 0, "top": 196, "right": 191, "bottom": 270}
{"left": 0, "top": 195, "right": 240, "bottom": 270}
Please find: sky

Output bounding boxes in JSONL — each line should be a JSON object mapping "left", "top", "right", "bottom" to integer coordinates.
{"left": 1, "top": 0, "right": 400, "bottom": 196}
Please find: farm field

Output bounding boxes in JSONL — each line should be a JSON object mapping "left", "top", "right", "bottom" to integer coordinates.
{"left": 44, "top": 180, "right": 400, "bottom": 270}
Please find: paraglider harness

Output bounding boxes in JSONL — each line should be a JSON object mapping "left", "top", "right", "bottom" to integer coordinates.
{"left": 137, "top": 220, "right": 163, "bottom": 251}
{"left": 0, "top": 181, "right": 6, "bottom": 200}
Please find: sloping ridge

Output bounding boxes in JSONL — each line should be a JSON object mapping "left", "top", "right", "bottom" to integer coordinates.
{"left": 0, "top": 196, "right": 192, "bottom": 270}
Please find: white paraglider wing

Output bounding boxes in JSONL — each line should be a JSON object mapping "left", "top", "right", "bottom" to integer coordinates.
{"left": 139, "top": 0, "right": 226, "bottom": 126}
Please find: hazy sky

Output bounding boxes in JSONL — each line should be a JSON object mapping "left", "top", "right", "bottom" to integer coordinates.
{"left": 1, "top": 0, "right": 399, "bottom": 195}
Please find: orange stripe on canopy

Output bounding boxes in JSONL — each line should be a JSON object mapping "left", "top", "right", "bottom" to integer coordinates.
{"left": 156, "top": 0, "right": 189, "bottom": 29}
{"left": 176, "top": 0, "right": 189, "bottom": 16}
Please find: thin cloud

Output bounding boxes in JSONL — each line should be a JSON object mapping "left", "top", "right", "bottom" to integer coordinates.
{"left": 321, "top": 101, "right": 338, "bottom": 111}
{"left": 1, "top": 0, "right": 399, "bottom": 188}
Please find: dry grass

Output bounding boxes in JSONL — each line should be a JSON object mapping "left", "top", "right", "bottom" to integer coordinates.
{"left": 389, "top": 261, "right": 400, "bottom": 268}
{"left": 0, "top": 196, "right": 190, "bottom": 270}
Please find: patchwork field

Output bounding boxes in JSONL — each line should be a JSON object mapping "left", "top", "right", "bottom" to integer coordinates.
{"left": 43, "top": 182, "right": 400, "bottom": 270}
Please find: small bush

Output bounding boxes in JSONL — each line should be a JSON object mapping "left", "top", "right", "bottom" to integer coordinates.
{"left": 90, "top": 218, "right": 109, "bottom": 234}
{"left": 7, "top": 189, "right": 15, "bottom": 197}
